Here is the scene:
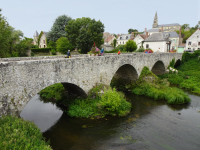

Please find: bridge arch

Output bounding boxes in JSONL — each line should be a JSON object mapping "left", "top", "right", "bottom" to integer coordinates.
{"left": 111, "top": 64, "right": 139, "bottom": 85}
{"left": 151, "top": 60, "right": 166, "bottom": 75}
{"left": 174, "top": 59, "right": 181, "bottom": 68}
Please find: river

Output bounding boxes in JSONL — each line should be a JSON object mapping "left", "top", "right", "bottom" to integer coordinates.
{"left": 20, "top": 91, "right": 200, "bottom": 150}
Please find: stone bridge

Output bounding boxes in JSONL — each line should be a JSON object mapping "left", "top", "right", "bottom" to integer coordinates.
{"left": 0, "top": 53, "right": 182, "bottom": 116}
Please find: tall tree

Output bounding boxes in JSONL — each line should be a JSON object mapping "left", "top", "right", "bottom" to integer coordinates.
{"left": 56, "top": 37, "right": 73, "bottom": 54}
{"left": 182, "top": 24, "right": 190, "bottom": 29}
{"left": 48, "top": 15, "right": 72, "bottom": 42}
{"left": 65, "top": 17, "right": 104, "bottom": 53}
{"left": 113, "top": 39, "right": 117, "bottom": 49}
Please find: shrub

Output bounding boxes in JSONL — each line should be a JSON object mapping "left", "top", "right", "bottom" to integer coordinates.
{"left": 51, "top": 49, "right": 56, "bottom": 55}
{"left": 0, "top": 116, "right": 51, "bottom": 150}
{"left": 31, "top": 48, "right": 51, "bottom": 53}
{"left": 136, "top": 48, "right": 145, "bottom": 52}
{"left": 56, "top": 37, "right": 73, "bottom": 54}
{"left": 31, "top": 52, "right": 34, "bottom": 57}
{"left": 124, "top": 40, "right": 137, "bottom": 52}
{"left": 11, "top": 51, "right": 19, "bottom": 57}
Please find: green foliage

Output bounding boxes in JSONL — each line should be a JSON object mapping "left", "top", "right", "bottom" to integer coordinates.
{"left": 31, "top": 52, "right": 34, "bottom": 57}
{"left": 136, "top": 47, "right": 145, "bottom": 52}
{"left": 39, "top": 83, "right": 65, "bottom": 102}
{"left": 51, "top": 49, "right": 56, "bottom": 55}
{"left": 31, "top": 48, "right": 51, "bottom": 53}
{"left": 68, "top": 86, "right": 131, "bottom": 118}
{"left": 117, "top": 44, "right": 125, "bottom": 51}
{"left": 56, "top": 37, "right": 73, "bottom": 54}
{"left": 130, "top": 67, "right": 190, "bottom": 104}
{"left": 168, "top": 57, "right": 176, "bottom": 69}
{"left": 104, "top": 48, "right": 119, "bottom": 53}
{"left": 124, "top": 40, "right": 137, "bottom": 52}
{"left": 128, "top": 29, "right": 138, "bottom": 34}
{"left": 48, "top": 15, "right": 72, "bottom": 42}
{"left": 176, "top": 26, "right": 196, "bottom": 43}
{"left": 0, "top": 116, "right": 51, "bottom": 150}
{"left": 113, "top": 39, "right": 117, "bottom": 49}
{"left": 37, "top": 31, "right": 43, "bottom": 47}
{"left": 31, "top": 44, "right": 39, "bottom": 49}
{"left": 48, "top": 41, "right": 56, "bottom": 49}
{"left": 65, "top": 17, "right": 104, "bottom": 54}
{"left": 159, "top": 54, "right": 200, "bottom": 95}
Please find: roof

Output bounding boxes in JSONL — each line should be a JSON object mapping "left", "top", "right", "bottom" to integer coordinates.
{"left": 186, "top": 29, "right": 200, "bottom": 41}
{"left": 43, "top": 32, "right": 49, "bottom": 37}
{"left": 156, "top": 23, "right": 181, "bottom": 27}
{"left": 162, "top": 32, "right": 179, "bottom": 38}
{"left": 34, "top": 31, "right": 39, "bottom": 37}
{"left": 147, "top": 28, "right": 160, "bottom": 32}
{"left": 139, "top": 34, "right": 147, "bottom": 40}
{"left": 117, "top": 34, "right": 132, "bottom": 40}
{"left": 144, "top": 33, "right": 169, "bottom": 42}
{"left": 105, "top": 35, "right": 114, "bottom": 43}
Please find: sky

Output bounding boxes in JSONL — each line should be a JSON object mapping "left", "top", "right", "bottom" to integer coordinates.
{"left": 1, "top": 0, "right": 199, "bottom": 38}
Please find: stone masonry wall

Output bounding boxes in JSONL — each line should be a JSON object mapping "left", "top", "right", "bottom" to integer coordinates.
{"left": 0, "top": 53, "right": 182, "bottom": 117}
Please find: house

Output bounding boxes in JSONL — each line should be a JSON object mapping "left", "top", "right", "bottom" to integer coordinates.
{"left": 133, "top": 33, "right": 148, "bottom": 50}
{"left": 185, "top": 29, "right": 200, "bottom": 51}
{"left": 104, "top": 35, "right": 116, "bottom": 45}
{"left": 33, "top": 31, "right": 49, "bottom": 48}
{"left": 143, "top": 33, "right": 171, "bottom": 52}
{"left": 162, "top": 32, "right": 180, "bottom": 50}
{"left": 152, "top": 12, "right": 181, "bottom": 32}
{"left": 116, "top": 34, "right": 133, "bottom": 47}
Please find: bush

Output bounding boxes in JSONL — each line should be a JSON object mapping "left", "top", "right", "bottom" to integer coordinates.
{"left": 31, "top": 48, "right": 51, "bottom": 53}
{"left": 105, "top": 48, "right": 119, "bottom": 53}
{"left": 51, "top": 49, "right": 56, "bottom": 55}
{"left": 136, "top": 48, "right": 145, "bottom": 52}
{"left": 124, "top": 40, "right": 137, "bottom": 52}
{"left": 11, "top": 51, "right": 19, "bottom": 57}
{"left": 0, "top": 116, "right": 51, "bottom": 150}
{"left": 31, "top": 44, "right": 39, "bottom": 49}
{"left": 31, "top": 52, "right": 34, "bottom": 57}
{"left": 56, "top": 37, "right": 73, "bottom": 54}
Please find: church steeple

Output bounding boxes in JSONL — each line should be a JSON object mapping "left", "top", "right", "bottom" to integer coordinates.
{"left": 152, "top": 12, "right": 158, "bottom": 28}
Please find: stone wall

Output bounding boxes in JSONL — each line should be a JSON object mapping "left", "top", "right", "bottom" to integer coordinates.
{"left": 0, "top": 53, "right": 182, "bottom": 117}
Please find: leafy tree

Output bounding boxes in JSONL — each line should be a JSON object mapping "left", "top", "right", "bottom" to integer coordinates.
{"left": 48, "top": 15, "right": 72, "bottom": 42}
{"left": 128, "top": 28, "right": 138, "bottom": 34}
{"left": 124, "top": 40, "right": 137, "bottom": 52}
{"left": 48, "top": 41, "right": 56, "bottom": 49}
{"left": 65, "top": 17, "right": 104, "bottom": 54}
{"left": 56, "top": 37, "right": 73, "bottom": 54}
{"left": 117, "top": 45, "right": 125, "bottom": 51}
{"left": 113, "top": 39, "right": 117, "bottom": 49}
{"left": 182, "top": 24, "right": 190, "bottom": 29}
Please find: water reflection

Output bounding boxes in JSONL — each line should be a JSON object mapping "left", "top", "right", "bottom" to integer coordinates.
{"left": 21, "top": 92, "right": 200, "bottom": 150}
{"left": 20, "top": 94, "right": 63, "bottom": 132}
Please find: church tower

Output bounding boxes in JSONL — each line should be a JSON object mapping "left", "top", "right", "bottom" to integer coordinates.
{"left": 33, "top": 31, "right": 39, "bottom": 45}
{"left": 152, "top": 12, "right": 158, "bottom": 28}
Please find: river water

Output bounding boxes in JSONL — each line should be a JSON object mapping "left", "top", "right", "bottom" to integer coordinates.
{"left": 20, "top": 91, "right": 200, "bottom": 150}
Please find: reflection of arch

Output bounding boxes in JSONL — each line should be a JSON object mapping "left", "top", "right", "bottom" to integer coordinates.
{"left": 112, "top": 64, "right": 139, "bottom": 83}
{"left": 174, "top": 59, "right": 181, "bottom": 68}
{"left": 151, "top": 60, "right": 165, "bottom": 75}
{"left": 62, "top": 82, "right": 87, "bottom": 98}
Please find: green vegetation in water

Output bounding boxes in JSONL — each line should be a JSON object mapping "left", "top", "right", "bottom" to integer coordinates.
{"left": 39, "top": 83, "right": 131, "bottom": 119}
{"left": 159, "top": 51, "right": 200, "bottom": 95}
{"left": 0, "top": 116, "right": 51, "bottom": 150}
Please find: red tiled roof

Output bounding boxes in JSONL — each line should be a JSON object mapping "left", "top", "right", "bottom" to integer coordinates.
{"left": 105, "top": 35, "right": 114, "bottom": 43}
{"left": 139, "top": 34, "right": 147, "bottom": 40}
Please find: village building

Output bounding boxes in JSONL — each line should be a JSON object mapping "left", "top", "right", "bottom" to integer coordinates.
{"left": 133, "top": 33, "right": 148, "bottom": 50}
{"left": 33, "top": 31, "right": 49, "bottom": 48}
{"left": 116, "top": 34, "right": 133, "bottom": 47}
{"left": 152, "top": 12, "right": 181, "bottom": 32}
{"left": 185, "top": 29, "right": 200, "bottom": 51}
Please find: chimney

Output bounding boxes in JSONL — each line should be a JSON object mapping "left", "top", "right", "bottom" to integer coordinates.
{"left": 161, "top": 26, "right": 163, "bottom": 32}
{"left": 146, "top": 31, "right": 149, "bottom": 38}
{"left": 179, "top": 27, "right": 182, "bottom": 37}
{"left": 145, "top": 28, "right": 147, "bottom": 32}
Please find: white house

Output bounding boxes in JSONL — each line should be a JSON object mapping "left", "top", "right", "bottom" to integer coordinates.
{"left": 162, "top": 32, "right": 180, "bottom": 50}
{"left": 133, "top": 34, "right": 147, "bottom": 50}
{"left": 116, "top": 34, "right": 133, "bottom": 47}
{"left": 33, "top": 31, "right": 49, "bottom": 48}
{"left": 185, "top": 29, "right": 200, "bottom": 51}
{"left": 143, "top": 33, "right": 171, "bottom": 52}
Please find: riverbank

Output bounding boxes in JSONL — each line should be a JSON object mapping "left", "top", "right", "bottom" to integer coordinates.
{"left": 0, "top": 116, "right": 51, "bottom": 150}
{"left": 159, "top": 51, "right": 200, "bottom": 95}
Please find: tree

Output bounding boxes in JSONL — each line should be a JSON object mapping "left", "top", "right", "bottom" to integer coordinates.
{"left": 128, "top": 28, "right": 138, "bottom": 34}
{"left": 182, "top": 24, "right": 190, "bottom": 29}
{"left": 65, "top": 17, "right": 104, "bottom": 54}
{"left": 113, "top": 39, "right": 117, "bottom": 49}
{"left": 56, "top": 37, "right": 73, "bottom": 54}
{"left": 124, "top": 40, "right": 137, "bottom": 52}
{"left": 48, "top": 41, "right": 56, "bottom": 49}
{"left": 48, "top": 15, "right": 72, "bottom": 42}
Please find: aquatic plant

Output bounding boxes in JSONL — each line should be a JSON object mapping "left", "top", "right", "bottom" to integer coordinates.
{"left": 0, "top": 116, "right": 51, "bottom": 150}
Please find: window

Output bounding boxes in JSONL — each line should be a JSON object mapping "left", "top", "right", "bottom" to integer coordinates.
{"left": 123, "top": 42, "right": 124, "bottom": 44}
{"left": 40, "top": 45, "right": 41, "bottom": 48}
{"left": 197, "top": 36, "right": 199, "bottom": 38}
{"left": 198, "top": 42, "right": 200, "bottom": 45}
{"left": 193, "top": 48, "right": 195, "bottom": 50}
{"left": 44, "top": 45, "right": 46, "bottom": 48}
{"left": 120, "top": 42, "right": 121, "bottom": 44}
{"left": 198, "top": 48, "right": 200, "bottom": 50}
{"left": 146, "top": 44, "right": 149, "bottom": 48}
{"left": 126, "top": 36, "right": 128, "bottom": 39}
{"left": 188, "top": 48, "right": 191, "bottom": 50}
{"left": 188, "top": 42, "right": 192, "bottom": 45}
{"left": 43, "top": 40, "right": 45, "bottom": 44}
{"left": 120, "top": 37, "right": 122, "bottom": 40}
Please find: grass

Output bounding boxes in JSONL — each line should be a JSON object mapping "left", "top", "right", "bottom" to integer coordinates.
{"left": 0, "top": 116, "right": 51, "bottom": 150}
{"left": 159, "top": 51, "right": 200, "bottom": 95}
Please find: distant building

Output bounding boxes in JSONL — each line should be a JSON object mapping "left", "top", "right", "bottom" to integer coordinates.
{"left": 33, "top": 31, "right": 49, "bottom": 48}
{"left": 185, "top": 29, "right": 200, "bottom": 51}
{"left": 152, "top": 12, "right": 181, "bottom": 32}
{"left": 116, "top": 34, "right": 134, "bottom": 47}
{"left": 133, "top": 33, "right": 148, "bottom": 50}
